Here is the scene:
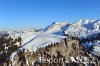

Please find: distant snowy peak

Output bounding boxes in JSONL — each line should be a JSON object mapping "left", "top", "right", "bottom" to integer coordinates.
{"left": 65, "top": 19, "right": 100, "bottom": 37}
{"left": 22, "top": 28, "right": 37, "bottom": 33}
{"left": 6, "top": 28, "right": 38, "bottom": 39}
{"left": 44, "top": 22, "right": 70, "bottom": 35}
{"left": 1, "top": 19, "right": 100, "bottom": 37}
{"left": 0, "top": 31, "right": 8, "bottom": 37}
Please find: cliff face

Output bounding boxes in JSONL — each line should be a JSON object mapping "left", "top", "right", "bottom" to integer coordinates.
{"left": 43, "top": 37, "right": 80, "bottom": 57}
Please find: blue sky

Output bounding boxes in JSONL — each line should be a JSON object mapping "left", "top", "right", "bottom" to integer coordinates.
{"left": 0, "top": 0, "right": 100, "bottom": 29}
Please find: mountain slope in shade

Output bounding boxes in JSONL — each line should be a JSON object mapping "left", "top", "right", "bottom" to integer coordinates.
{"left": 81, "top": 32, "right": 100, "bottom": 57}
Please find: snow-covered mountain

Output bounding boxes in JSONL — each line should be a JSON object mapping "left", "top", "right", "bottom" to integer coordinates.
{"left": 1, "top": 19, "right": 100, "bottom": 57}
{"left": 3, "top": 23, "right": 66, "bottom": 52}
{"left": 65, "top": 19, "right": 100, "bottom": 37}
{"left": 44, "top": 22, "right": 70, "bottom": 35}
{"left": 0, "top": 31, "right": 8, "bottom": 37}
{"left": 3, "top": 19, "right": 100, "bottom": 39}
{"left": 1, "top": 20, "right": 100, "bottom": 51}
{"left": 64, "top": 19, "right": 100, "bottom": 57}
{"left": 1, "top": 19, "right": 100, "bottom": 65}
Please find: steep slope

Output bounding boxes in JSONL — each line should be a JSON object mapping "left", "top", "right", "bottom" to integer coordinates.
{"left": 44, "top": 22, "right": 70, "bottom": 35}
{"left": 20, "top": 33, "right": 64, "bottom": 51}
{"left": 65, "top": 19, "right": 100, "bottom": 37}
{"left": 81, "top": 32, "right": 100, "bottom": 57}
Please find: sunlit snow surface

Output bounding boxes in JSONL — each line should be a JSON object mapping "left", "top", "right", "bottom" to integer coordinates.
{"left": 20, "top": 33, "right": 64, "bottom": 51}
{"left": 65, "top": 19, "right": 100, "bottom": 37}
